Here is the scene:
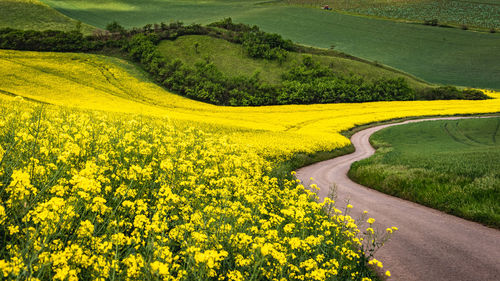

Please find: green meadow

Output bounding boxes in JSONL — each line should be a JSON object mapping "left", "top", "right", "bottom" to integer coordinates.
{"left": 349, "top": 118, "right": 500, "bottom": 228}
{"left": 157, "top": 35, "right": 429, "bottom": 89}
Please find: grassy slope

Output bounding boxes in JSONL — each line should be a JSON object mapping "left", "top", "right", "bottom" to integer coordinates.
{"left": 39, "top": 0, "right": 500, "bottom": 89}
{"left": 234, "top": 6, "right": 500, "bottom": 89}
{"left": 0, "top": 0, "right": 95, "bottom": 33}
{"left": 349, "top": 118, "right": 500, "bottom": 227}
{"left": 157, "top": 35, "right": 430, "bottom": 89}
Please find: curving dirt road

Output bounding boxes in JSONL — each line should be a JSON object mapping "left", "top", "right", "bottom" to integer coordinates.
{"left": 296, "top": 117, "right": 500, "bottom": 281}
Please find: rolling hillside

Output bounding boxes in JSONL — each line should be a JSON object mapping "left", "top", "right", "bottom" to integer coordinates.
{"left": 1, "top": 49, "right": 499, "bottom": 157}
{"left": 157, "top": 35, "right": 430, "bottom": 90}
{"left": 0, "top": 0, "right": 95, "bottom": 33}
{"left": 36, "top": 0, "right": 500, "bottom": 89}
{"left": 1, "top": 2, "right": 499, "bottom": 280}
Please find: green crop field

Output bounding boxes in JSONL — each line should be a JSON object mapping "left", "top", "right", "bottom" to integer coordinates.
{"left": 349, "top": 118, "right": 500, "bottom": 228}
{"left": 288, "top": 0, "right": 500, "bottom": 30}
{"left": 157, "top": 35, "right": 429, "bottom": 89}
{"left": 0, "top": 0, "right": 94, "bottom": 33}
{"left": 37, "top": 0, "right": 500, "bottom": 89}
{"left": 333, "top": 0, "right": 500, "bottom": 30}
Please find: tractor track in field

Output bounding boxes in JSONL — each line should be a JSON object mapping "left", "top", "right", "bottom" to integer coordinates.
{"left": 296, "top": 116, "right": 500, "bottom": 281}
{"left": 493, "top": 118, "right": 500, "bottom": 144}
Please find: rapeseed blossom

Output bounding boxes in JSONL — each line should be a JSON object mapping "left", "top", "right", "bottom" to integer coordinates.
{"left": 0, "top": 100, "right": 389, "bottom": 280}
{"left": 1, "top": 50, "right": 500, "bottom": 159}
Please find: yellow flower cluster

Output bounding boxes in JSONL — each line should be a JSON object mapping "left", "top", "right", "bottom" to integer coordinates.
{"left": 0, "top": 100, "right": 388, "bottom": 280}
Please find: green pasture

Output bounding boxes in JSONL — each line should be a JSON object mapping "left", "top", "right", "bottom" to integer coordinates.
{"left": 37, "top": 0, "right": 500, "bottom": 89}
{"left": 335, "top": 0, "right": 500, "bottom": 30}
{"left": 157, "top": 35, "right": 429, "bottom": 89}
{"left": 0, "top": 0, "right": 94, "bottom": 33}
{"left": 349, "top": 117, "right": 500, "bottom": 228}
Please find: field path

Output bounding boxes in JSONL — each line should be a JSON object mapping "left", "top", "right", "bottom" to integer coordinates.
{"left": 296, "top": 117, "right": 500, "bottom": 281}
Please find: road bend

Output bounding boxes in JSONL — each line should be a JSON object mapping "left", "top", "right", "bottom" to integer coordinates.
{"left": 296, "top": 117, "right": 500, "bottom": 281}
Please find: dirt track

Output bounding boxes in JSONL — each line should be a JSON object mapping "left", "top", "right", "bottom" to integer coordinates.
{"left": 296, "top": 117, "right": 500, "bottom": 281}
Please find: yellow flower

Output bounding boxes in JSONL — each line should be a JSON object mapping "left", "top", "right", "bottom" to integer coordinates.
{"left": 77, "top": 220, "right": 94, "bottom": 238}
{"left": 8, "top": 226, "right": 19, "bottom": 235}
{"left": 227, "top": 270, "right": 244, "bottom": 281}
{"left": 368, "top": 259, "right": 383, "bottom": 268}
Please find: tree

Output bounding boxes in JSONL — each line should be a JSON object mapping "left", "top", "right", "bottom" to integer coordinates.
{"left": 106, "top": 21, "right": 125, "bottom": 34}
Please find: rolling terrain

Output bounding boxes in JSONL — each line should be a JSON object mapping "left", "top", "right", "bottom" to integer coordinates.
{"left": 0, "top": 2, "right": 499, "bottom": 280}
{"left": 157, "top": 35, "right": 429, "bottom": 90}
{"left": 35, "top": 0, "right": 500, "bottom": 89}
{"left": 310, "top": 0, "right": 500, "bottom": 30}
{"left": 1, "top": 49, "right": 499, "bottom": 158}
{"left": 0, "top": 0, "right": 94, "bottom": 33}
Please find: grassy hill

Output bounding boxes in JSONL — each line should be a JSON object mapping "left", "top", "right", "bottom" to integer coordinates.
{"left": 157, "top": 35, "right": 429, "bottom": 90}
{"left": 38, "top": 0, "right": 500, "bottom": 89}
{"left": 0, "top": 0, "right": 95, "bottom": 33}
{"left": 349, "top": 118, "right": 500, "bottom": 227}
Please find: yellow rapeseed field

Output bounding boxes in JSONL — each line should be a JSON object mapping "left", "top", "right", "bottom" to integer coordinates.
{"left": 1, "top": 50, "right": 499, "bottom": 158}
{"left": 0, "top": 99, "right": 393, "bottom": 280}
{"left": 0, "top": 49, "right": 499, "bottom": 280}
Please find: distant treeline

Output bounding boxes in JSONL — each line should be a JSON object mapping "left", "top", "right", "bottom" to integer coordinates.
{"left": 0, "top": 19, "right": 489, "bottom": 106}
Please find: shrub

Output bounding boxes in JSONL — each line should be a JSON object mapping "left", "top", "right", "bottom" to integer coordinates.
{"left": 416, "top": 86, "right": 489, "bottom": 100}
{"left": 208, "top": 17, "right": 257, "bottom": 33}
{"left": 424, "top": 19, "right": 439, "bottom": 26}
{"left": 106, "top": 21, "right": 126, "bottom": 34}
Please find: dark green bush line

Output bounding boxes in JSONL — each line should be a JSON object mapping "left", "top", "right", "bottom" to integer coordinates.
{"left": 417, "top": 86, "right": 489, "bottom": 100}
{"left": 279, "top": 57, "right": 416, "bottom": 103}
{"left": 0, "top": 19, "right": 490, "bottom": 106}
{"left": 0, "top": 29, "right": 93, "bottom": 51}
{"left": 0, "top": 21, "right": 209, "bottom": 52}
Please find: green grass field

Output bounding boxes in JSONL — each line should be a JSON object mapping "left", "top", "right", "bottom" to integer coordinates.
{"left": 333, "top": 0, "right": 500, "bottom": 30}
{"left": 349, "top": 118, "right": 500, "bottom": 228}
{"left": 157, "top": 35, "right": 429, "bottom": 89}
{"left": 37, "top": 0, "right": 500, "bottom": 89}
{"left": 0, "top": 0, "right": 95, "bottom": 33}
